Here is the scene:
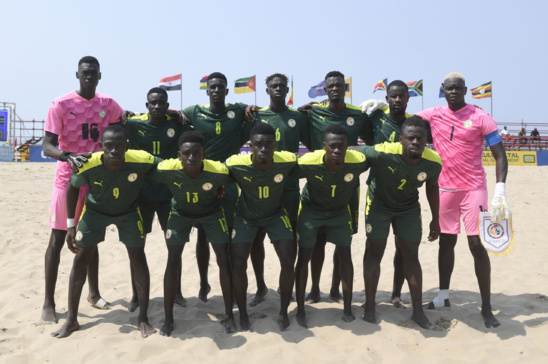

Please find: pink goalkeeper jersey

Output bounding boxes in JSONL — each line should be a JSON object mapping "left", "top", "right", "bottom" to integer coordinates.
{"left": 44, "top": 91, "right": 123, "bottom": 188}
{"left": 417, "top": 104, "right": 498, "bottom": 191}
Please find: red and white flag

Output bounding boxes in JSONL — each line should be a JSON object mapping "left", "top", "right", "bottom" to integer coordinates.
{"left": 159, "top": 74, "right": 182, "bottom": 91}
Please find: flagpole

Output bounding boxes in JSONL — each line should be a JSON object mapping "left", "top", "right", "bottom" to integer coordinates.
{"left": 350, "top": 77, "right": 353, "bottom": 105}
{"left": 180, "top": 73, "right": 183, "bottom": 110}
{"left": 491, "top": 81, "right": 493, "bottom": 117}
{"left": 422, "top": 94, "right": 424, "bottom": 110}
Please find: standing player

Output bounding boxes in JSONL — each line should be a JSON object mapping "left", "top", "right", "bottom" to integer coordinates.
{"left": 293, "top": 125, "right": 370, "bottom": 328}
{"left": 225, "top": 123, "right": 297, "bottom": 331}
{"left": 417, "top": 72, "right": 508, "bottom": 328}
{"left": 182, "top": 72, "right": 251, "bottom": 302}
{"left": 149, "top": 131, "right": 235, "bottom": 336}
{"left": 248, "top": 73, "right": 310, "bottom": 307}
{"left": 51, "top": 125, "right": 157, "bottom": 338}
{"left": 357, "top": 116, "right": 442, "bottom": 329}
{"left": 125, "top": 87, "right": 193, "bottom": 311}
{"left": 42, "top": 56, "right": 123, "bottom": 322}
{"left": 298, "top": 71, "right": 373, "bottom": 304}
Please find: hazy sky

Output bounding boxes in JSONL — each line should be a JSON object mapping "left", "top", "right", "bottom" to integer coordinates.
{"left": 2, "top": 0, "right": 547, "bottom": 132}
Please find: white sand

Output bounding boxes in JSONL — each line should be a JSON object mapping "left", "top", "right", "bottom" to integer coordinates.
{"left": 0, "top": 162, "right": 547, "bottom": 363}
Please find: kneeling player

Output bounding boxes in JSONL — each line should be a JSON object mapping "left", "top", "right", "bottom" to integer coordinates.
{"left": 149, "top": 131, "right": 235, "bottom": 335}
{"left": 51, "top": 125, "right": 158, "bottom": 339}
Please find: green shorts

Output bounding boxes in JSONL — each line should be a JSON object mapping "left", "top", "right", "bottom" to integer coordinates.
{"left": 365, "top": 195, "right": 422, "bottom": 242}
{"left": 138, "top": 200, "right": 171, "bottom": 234}
{"left": 282, "top": 188, "right": 299, "bottom": 223}
{"left": 221, "top": 183, "right": 238, "bottom": 228}
{"left": 231, "top": 210, "right": 294, "bottom": 244}
{"left": 297, "top": 206, "right": 353, "bottom": 248}
{"left": 75, "top": 207, "right": 145, "bottom": 248}
{"left": 165, "top": 208, "right": 230, "bottom": 246}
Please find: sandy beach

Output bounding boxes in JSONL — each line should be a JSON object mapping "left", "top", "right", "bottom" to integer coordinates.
{"left": 0, "top": 162, "right": 546, "bottom": 363}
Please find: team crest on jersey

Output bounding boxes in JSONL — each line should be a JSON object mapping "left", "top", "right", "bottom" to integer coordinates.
{"left": 366, "top": 224, "right": 372, "bottom": 233}
{"left": 227, "top": 111, "right": 235, "bottom": 119}
{"left": 128, "top": 173, "right": 138, "bottom": 182}
{"left": 344, "top": 173, "right": 354, "bottom": 182}
{"left": 165, "top": 229, "right": 172, "bottom": 239}
{"left": 231, "top": 229, "right": 236, "bottom": 239}
{"left": 203, "top": 182, "right": 213, "bottom": 191}
{"left": 167, "top": 128, "right": 175, "bottom": 138}
{"left": 75, "top": 231, "right": 83, "bottom": 241}
{"left": 288, "top": 119, "right": 296, "bottom": 128}
{"left": 463, "top": 120, "right": 473, "bottom": 128}
{"left": 50, "top": 214, "right": 56, "bottom": 222}
{"left": 346, "top": 117, "right": 355, "bottom": 126}
{"left": 417, "top": 172, "right": 427, "bottom": 181}
{"left": 274, "top": 174, "right": 284, "bottom": 183}
{"left": 99, "top": 110, "right": 106, "bottom": 118}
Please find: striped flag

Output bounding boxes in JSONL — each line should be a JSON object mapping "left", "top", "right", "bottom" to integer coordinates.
{"left": 287, "top": 76, "right": 294, "bottom": 106}
{"left": 439, "top": 85, "right": 444, "bottom": 98}
{"left": 345, "top": 77, "right": 352, "bottom": 98}
{"left": 199, "top": 76, "right": 208, "bottom": 90}
{"left": 308, "top": 80, "right": 326, "bottom": 98}
{"left": 373, "top": 78, "right": 388, "bottom": 93}
{"left": 471, "top": 82, "right": 492, "bottom": 99}
{"left": 407, "top": 79, "right": 423, "bottom": 97}
{"left": 234, "top": 75, "right": 256, "bottom": 94}
{"left": 158, "top": 74, "right": 182, "bottom": 91}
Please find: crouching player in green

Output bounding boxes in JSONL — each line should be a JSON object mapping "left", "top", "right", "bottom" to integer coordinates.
{"left": 357, "top": 116, "right": 442, "bottom": 329}
{"left": 51, "top": 125, "right": 158, "bottom": 339}
{"left": 293, "top": 125, "right": 370, "bottom": 328}
{"left": 149, "top": 131, "right": 235, "bottom": 336}
{"left": 225, "top": 123, "right": 297, "bottom": 331}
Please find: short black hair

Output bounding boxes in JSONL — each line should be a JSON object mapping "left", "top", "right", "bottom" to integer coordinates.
{"left": 178, "top": 131, "right": 205, "bottom": 148}
{"left": 102, "top": 124, "right": 127, "bottom": 139}
{"left": 323, "top": 124, "right": 348, "bottom": 139}
{"left": 325, "top": 71, "right": 345, "bottom": 81}
{"left": 250, "top": 123, "right": 275, "bottom": 138}
{"left": 207, "top": 72, "right": 227, "bottom": 84}
{"left": 265, "top": 73, "right": 288, "bottom": 86}
{"left": 147, "top": 87, "right": 168, "bottom": 98}
{"left": 78, "top": 56, "right": 100, "bottom": 67}
{"left": 402, "top": 116, "right": 427, "bottom": 132}
{"left": 387, "top": 80, "right": 408, "bottom": 93}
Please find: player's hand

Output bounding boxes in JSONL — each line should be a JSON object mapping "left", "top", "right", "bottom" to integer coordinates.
{"left": 60, "top": 152, "right": 92, "bottom": 173}
{"left": 319, "top": 99, "right": 329, "bottom": 106}
{"left": 490, "top": 182, "right": 510, "bottom": 223}
{"left": 66, "top": 227, "right": 79, "bottom": 254}
{"left": 428, "top": 220, "right": 440, "bottom": 241}
{"left": 167, "top": 109, "right": 187, "bottom": 124}
{"left": 216, "top": 185, "right": 226, "bottom": 198}
{"left": 359, "top": 99, "right": 388, "bottom": 114}
{"left": 297, "top": 102, "right": 317, "bottom": 114}
{"left": 245, "top": 105, "right": 259, "bottom": 123}
{"left": 121, "top": 110, "right": 135, "bottom": 125}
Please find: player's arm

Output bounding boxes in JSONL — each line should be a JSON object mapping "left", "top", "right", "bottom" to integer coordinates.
{"left": 65, "top": 181, "right": 80, "bottom": 254}
{"left": 359, "top": 116, "right": 375, "bottom": 146}
{"left": 490, "top": 141, "right": 510, "bottom": 223}
{"left": 43, "top": 131, "right": 91, "bottom": 172}
{"left": 244, "top": 105, "right": 261, "bottom": 123}
{"left": 297, "top": 102, "right": 318, "bottom": 114}
{"left": 425, "top": 180, "right": 440, "bottom": 242}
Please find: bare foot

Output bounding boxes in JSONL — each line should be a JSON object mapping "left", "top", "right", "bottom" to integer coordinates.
{"left": 329, "top": 290, "right": 343, "bottom": 303}
{"left": 305, "top": 290, "right": 321, "bottom": 304}
{"left": 482, "top": 309, "right": 501, "bottom": 328}
{"left": 412, "top": 311, "right": 433, "bottom": 330}
{"left": 392, "top": 297, "right": 407, "bottom": 309}
{"left": 51, "top": 321, "right": 80, "bottom": 338}
{"left": 139, "top": 321, "right": 157, "bottom": 338}
{"left": 159, "top": 321, "right": 174, "bottom": 337}
{"left": 239, "top": 316, "right": 251, "bottom": 332}
{"left": 198, "top": 284, "right": 211, "bottom": 302}
{"left": 249, "top": 287, "right": 268, "bottom": 307}
{"left": 41, "top": 305, "right": 57, "bottom": 323}
{"left": 278, "top": 314, "right": 290, "bottom": 331}
{"left": 222, "top": 316, "right": 237, "bottom": 334}
{"left": 174, "top": 294, "right": 187, "bottom": 307}
{"left": 296, "top": 311, "right": 308, "bottom": 328}
{"left": 128, "top": 297, "right": 139, "bottom": 312}
{"left": 88, "top": 296, "right": 110, "bottom": 310}
{"left": 342, "top": 310, "right": 355, "bottom": 322}
{"left": 363, "top": 308, "right": 376, "bottom": 324}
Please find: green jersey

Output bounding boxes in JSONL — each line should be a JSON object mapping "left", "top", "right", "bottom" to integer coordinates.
{"left": 70, "top": 150, "right": 159, "bottom": 216}
{"left": 307, "top": 103, "right": 372, "bottom": 151}
{"left": 225, "top": 151, "right": 297, "bottom": 220}
{"left": 292, "top": 149, "right": 369, "bottom": 212}
{"left": 359, "top": 143, "right": 442, "bottom": 210}
{"left": 149, "top": 158, "right": 233, "bottom": 218}
{"left": 126, "top": 113, "right": 194, "bottom": 201}
{"left": 182, "top": 103, "right": 249, "bottom": 162}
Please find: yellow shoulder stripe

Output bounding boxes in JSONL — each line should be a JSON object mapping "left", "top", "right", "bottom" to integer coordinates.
{"left": 374, "top": 142, "right": 403, "bottom": 155}
{"left": 421, "top": 148, "right": 443, "bottom": 165}
{"left": 78, "top": 152, "right": 103, "bottom": 174}
{"left": 344, "top": 149, "right": 366, "bottom": 163}
{"left": 125, "top": 150, "right": 155, "bottom": 164}
{"left": 298, "top": 150, "right": 325, "bottom": 165}
{"left": 273, "top": 151, "right": 297, "bottom": 163}
{"left": 345, "top": 103, "right": 362, "bottom": 111}
{"left": 203, "top": 159, "right": 230, "bottom": 174}
{"left": 226, "top": 153, "right": 252, "bottom": 166}
{"left": 158, "top": 158, "right": 182, "bottom": 171}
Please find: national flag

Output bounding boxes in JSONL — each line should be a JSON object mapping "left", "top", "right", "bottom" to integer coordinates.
{"left": 373, "top": 78, "right": 388, "bottom": 93}
{"left": 287, "top": 76, "right": 294, "bottom": 106}
{"left": 199, "top": 76, "right": 208, "bottom": 90}
{"left": 439, "top": 85, "right": 444, "bottom": 98}
{"left": 407, "top": 79, "right": 423, "bottom": 97}
{"left": 158, "top": 74, "right": 182, "bottom": 91}
{"left": 471, "top": 82, "right": 492, "bottom": 99}
{"left": 345, "top": 77, "right": 352, "bottom": 98}
{"left": 308, "top": 80, "right": 326, "bottom": 98}
{"left": 234, "top": 75, "right": 256, "bottom": 94}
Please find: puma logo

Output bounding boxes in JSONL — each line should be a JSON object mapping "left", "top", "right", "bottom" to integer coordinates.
{"left": 138, "top": 130, "right": 146, "bottom": 136}
{"left": 319, "top": 116, "right": 326, "bottom": 122}
{"left": 173, "top": 182, "right": 183, "bottom": 188}
{"left": 388, "top": 166, "right": 396, "bottom": 173}
{"left": 315, "top": 175, "right": 324, "bottom": 182}
{"left": 261, "top": 119, "right": 268, "bottom": 123}
{"left": 243, "top": 176, "right": 253, "bottom": 183}
{"left": 94, "top": 181, "right": 104, "bottom": 187}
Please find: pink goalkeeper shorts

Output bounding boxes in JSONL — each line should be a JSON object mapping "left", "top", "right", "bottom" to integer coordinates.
{"left": 48, "top": 185, "right": 87, "bottom": 230}
{"left": 439, "top": 188, "right": 488, "bottom": 236}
